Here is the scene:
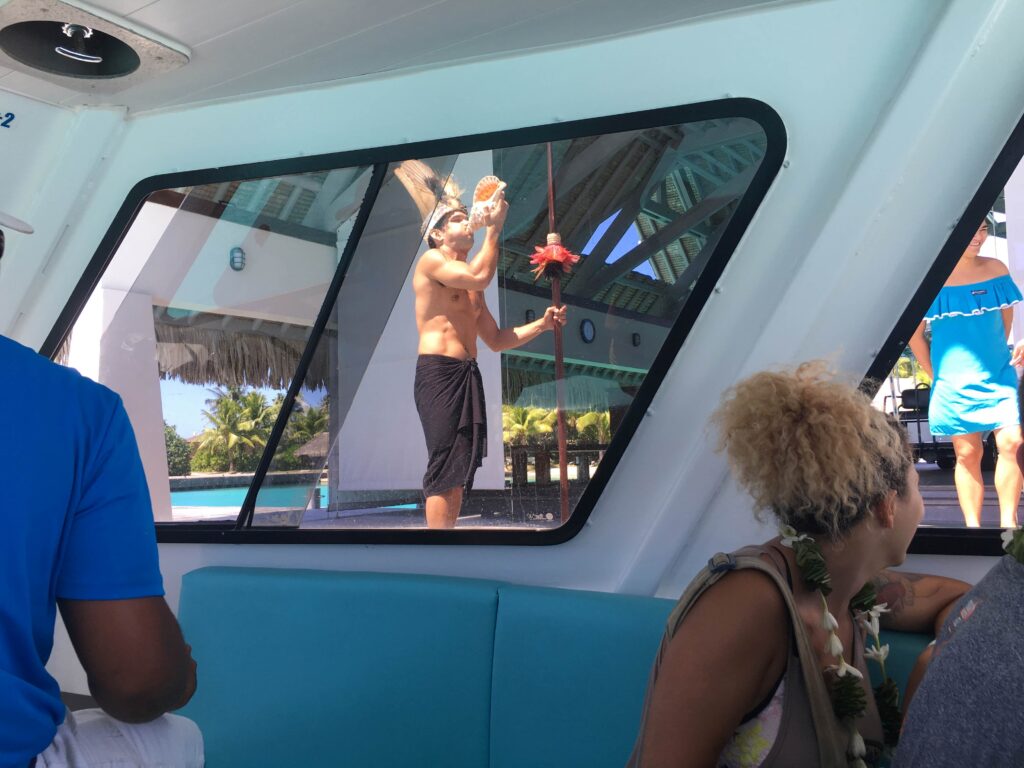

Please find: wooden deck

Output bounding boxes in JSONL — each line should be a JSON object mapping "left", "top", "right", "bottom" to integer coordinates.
{"left": 918, "top": 463, "right": 1018, "bottom": 528}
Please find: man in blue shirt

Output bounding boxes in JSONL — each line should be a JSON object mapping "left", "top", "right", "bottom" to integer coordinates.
{"left": 0, "top": 212, "right": 202, "bottom": 766}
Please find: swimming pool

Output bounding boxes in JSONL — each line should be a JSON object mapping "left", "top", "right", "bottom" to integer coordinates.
{"left": 171, "top": 484, "right": 319, "bottom": 508}
{"left": 170, "top": 484, "right": 421, "bottom": 512}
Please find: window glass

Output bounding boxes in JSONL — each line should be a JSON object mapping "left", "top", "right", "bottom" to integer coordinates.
{"left": 59, "top": 113, "right": 770, "bottom": 531}
{"left": 62, "top": 167, "right": 373, "bottom": 522}
{"left": 877, "top": 159, "right": 1024, "bottom": 530}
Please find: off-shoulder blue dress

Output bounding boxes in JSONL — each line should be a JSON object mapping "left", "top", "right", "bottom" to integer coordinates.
{"left": 925, "top": 274, "right": 1023, "bottom": 435}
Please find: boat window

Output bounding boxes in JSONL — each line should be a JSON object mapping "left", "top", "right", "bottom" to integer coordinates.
{"left": 870, "top": 113, "right": 1024, "bottom": 554}
{"left": 51, "top": 102, "right": 784, "bottom": 543}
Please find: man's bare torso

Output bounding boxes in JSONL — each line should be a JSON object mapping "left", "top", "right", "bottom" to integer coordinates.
{"left": 414, "top": 251, "right": 482, "bottom": 359}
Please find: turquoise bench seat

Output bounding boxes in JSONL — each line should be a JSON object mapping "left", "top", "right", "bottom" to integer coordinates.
{"left": 176, "top": 567, "right": 930, "bottom": 767}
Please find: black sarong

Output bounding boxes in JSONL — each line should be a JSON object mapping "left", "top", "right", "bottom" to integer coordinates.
{"left": 414, "top": 354, "right": 487, "bottom": 497}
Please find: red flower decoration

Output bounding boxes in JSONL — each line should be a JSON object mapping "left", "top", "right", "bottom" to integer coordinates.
{"left": 530, "top": 243, "right": 580, "bottom": 281}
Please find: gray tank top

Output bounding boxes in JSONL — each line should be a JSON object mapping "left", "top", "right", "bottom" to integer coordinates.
{"left": 627, "top": 545, "right": 883, "bottom": 767}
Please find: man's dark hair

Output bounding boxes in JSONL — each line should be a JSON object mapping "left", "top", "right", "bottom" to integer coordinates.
{"left": 0, "top": 228, "right": 5, "bottom": 262}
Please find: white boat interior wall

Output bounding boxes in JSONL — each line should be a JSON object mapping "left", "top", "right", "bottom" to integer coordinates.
{"left": 1, "top": 0, "right": 1022, "bottom": 693}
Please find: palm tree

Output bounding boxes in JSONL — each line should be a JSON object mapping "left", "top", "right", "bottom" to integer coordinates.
{"left": 197, "top": 396, "right": 266, "bottom": 473}
{"left": 576, "top": 410, "right": 611, "bottom": 445}
{"left": 205, "top": 385, "right": 245, "bottom": 408}
{"left": 240, "top": 390, "right": 277, "bottom": 435}
{"left": 502, "top": 405, "right": 557, "bottom": 445}
{"left": 291, "top": 403, "right": 329, "bottom": 444}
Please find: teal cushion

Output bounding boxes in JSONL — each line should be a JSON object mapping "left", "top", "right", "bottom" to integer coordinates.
{"left": 177, "top": 567, "right": 502, "bottom": 768}
{"left": 489, "top": 584, "right": 673, "bottom": 768}
{"left": 873, "top": 629, "right": 933, "bottom": 697}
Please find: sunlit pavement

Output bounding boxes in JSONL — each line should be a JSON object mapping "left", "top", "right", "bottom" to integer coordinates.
{"left": 171, "top": 486, "right": 583, "bottom": 530}
{"left": 173, "top": 467, "right": 1016, "bottom": 530}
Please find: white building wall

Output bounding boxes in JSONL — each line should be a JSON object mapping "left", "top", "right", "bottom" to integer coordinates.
{"left": 98, "top": 288, "right": 173, "bottom": 521}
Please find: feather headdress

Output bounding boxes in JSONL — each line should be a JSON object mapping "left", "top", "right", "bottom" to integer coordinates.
{"left": 394, "top": 160, "right": 466, "bottom": 242}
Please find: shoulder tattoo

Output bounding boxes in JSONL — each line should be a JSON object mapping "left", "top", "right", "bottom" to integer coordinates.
{"left": 871, "top": 571, "right": 923, "bottom": 615}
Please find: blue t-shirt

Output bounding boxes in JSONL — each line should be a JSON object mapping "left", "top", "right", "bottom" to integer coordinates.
{"left": 0, "top": 335, "right": 164, "bottom": 766}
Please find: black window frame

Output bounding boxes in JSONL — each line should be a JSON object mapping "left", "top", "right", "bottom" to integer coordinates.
{"left": 866, "top": 108, "right": 1024, "bottom": 557}
{"left": 43, "top": 98, "right": 786, "bottom": 546}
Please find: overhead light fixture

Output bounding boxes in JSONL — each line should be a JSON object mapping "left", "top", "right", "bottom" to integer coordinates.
{"left": 55, "top": 23, "right": 102, "bottom": 63}
{"left": 229, "top": 247, "right": 246, "bottom": 272}
{"left": 0, "top": 19, "right": 137, "bottom": 77}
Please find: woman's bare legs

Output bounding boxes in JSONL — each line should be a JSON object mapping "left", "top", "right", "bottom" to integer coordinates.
{"left": 951, "top": 433, "right": 984, "bottom": 527}
{"left": 994, "top": 425, "right": 1023, "bottom": 528}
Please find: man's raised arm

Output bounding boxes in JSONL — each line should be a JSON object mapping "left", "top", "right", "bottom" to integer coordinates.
{"left": 423, "top": 197, "right": 507, "bottom": 291}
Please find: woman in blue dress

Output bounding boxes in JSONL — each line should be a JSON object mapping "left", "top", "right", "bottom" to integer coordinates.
{"left": 910, "top": 218, "right": 1024, "bottom": 527}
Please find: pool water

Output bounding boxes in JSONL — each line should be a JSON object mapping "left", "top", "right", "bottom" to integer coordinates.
{"left": 170, "top": 484, "right": 421, "bottom": 512}
{"left": 171, "top": 484, "right": 318, "bottom": 508}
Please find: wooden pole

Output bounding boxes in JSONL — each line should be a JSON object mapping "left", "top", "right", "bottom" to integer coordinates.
{"left": 551, "top": 272, "right": 570, "bottom": 524}
{"left": 546, "top": 142, "right": 570, "bottom": 523}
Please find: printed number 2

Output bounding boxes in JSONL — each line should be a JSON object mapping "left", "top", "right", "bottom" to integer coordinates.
{"left": 0, "top": 113, "right": 13, "bottom": 128}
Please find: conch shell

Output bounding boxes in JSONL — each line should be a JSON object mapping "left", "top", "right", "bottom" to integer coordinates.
{"left": 468, "top": 175, "right": 507, "bottom": 231}
{"left": 474, "top": 176, "right": 503, "bottom": 203}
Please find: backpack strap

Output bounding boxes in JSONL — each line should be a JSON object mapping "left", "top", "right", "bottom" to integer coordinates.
{"left": 632, "top": 551, "right": 849, "bottom": 767}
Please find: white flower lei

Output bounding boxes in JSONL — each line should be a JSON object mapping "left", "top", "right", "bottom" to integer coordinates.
{"left": 779, "top": 525, "right": 898, "bottom": 766}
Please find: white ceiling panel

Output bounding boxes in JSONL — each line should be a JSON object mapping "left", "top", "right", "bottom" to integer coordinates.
{"left": 103, "top": 0, "right": 464, "bottom": 110}
{"left": 0, "top": 0, "right": 794, "bottom": 111}
{"left": 89, "top": 0, "right": 160, "bottom": 16}
{"left": 126, "top": 0, "right": 297, "bottom": 47}
{"left": 167, "top": 0, "right": 563, "bottom": 107}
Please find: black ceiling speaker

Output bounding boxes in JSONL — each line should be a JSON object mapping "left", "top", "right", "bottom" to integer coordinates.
{"left": 0, "top": 0, "right": 189, "bottom": 95}
{"left": 0, "top": 20, "right": 140, "bottom": 78}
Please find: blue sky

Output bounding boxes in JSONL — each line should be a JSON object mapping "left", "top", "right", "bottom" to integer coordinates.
{"left": 581, "top": 210, "right": 656, "bottom": 279}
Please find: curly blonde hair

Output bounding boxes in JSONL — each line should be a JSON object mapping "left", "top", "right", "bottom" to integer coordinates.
{"left": 710, "top": 361, "right": 912, "bottom": 540}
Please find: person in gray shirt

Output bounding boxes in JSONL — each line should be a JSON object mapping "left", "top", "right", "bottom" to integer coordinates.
{"left": 895, "top": 378, "right": 1024, "bottom": 767}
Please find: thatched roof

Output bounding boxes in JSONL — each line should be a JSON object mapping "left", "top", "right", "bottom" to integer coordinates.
{"left": 154, "top": 308, "right": 335, "bottom": 390}
{"left": 496, "top": 119, "right": 766, "bottom": 320}
{"left": 295, "top": 431, "right": 329, "bottom": 457}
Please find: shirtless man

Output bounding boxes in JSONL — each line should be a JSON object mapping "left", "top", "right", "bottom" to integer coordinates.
{"left": 413, "top": 186, "right": 566, "bottom": 528}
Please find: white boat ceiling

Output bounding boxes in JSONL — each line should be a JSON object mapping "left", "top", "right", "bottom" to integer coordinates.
{"left": 0, "top": 0, "right": 789, "bottom": 112}
{"left": 1, "top": 0, "right": 1020, "bottom": 647}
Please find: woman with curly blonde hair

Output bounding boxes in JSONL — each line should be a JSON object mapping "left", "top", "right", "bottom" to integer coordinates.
{"left": 629, "top": 363, "right": 969, "bottom": 768}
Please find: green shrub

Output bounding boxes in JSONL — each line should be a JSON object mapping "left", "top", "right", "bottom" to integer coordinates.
{"left": 190, "top": 443, "right": 228, "bottom": 473}
{"left": 164, "top": 423, "right": 192, "bottom": 477}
